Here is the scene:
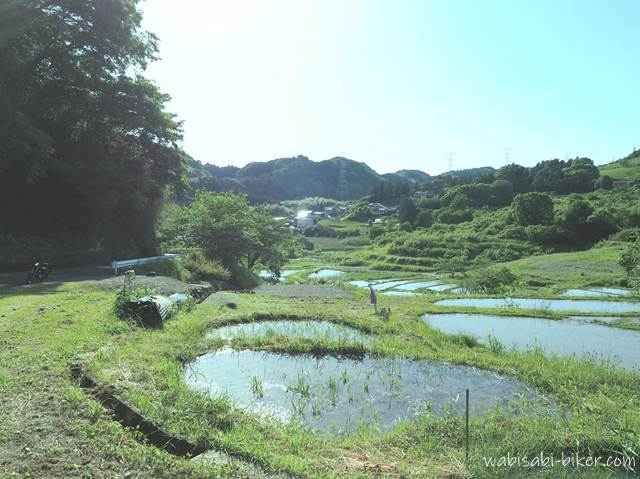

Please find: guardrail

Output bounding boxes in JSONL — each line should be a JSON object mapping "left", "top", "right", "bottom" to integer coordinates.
{"left": 111, "top": 254, "right": 181, "bottom": 275}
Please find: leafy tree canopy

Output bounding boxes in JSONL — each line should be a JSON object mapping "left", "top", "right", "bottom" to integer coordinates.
{"left": 0, "top": 0, "right": 184, "bottom": 257}
{"left": 398, "top": 198, "right": 418, "bottom": 224}
{"left": 496, "top": 163, "right": 531, "bottom": 193}
{"left": 511, "top": 192, "right": 554, "bottom": 226}
{"left": 184, "top": 192, "right": 291, "bottom": 276}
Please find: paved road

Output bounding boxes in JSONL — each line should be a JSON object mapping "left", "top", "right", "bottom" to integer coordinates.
{"left": 0, "top": 266, "right": 113, "bottom": 288}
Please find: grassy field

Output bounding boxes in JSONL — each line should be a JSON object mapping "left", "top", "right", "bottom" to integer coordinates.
{"left": 1, "top": 278, "right": 638, "bottom": 478}
{"left": 599, "top": 155, "right": 640, "bottom": 180}
{"left": 498, "top": 243, "right": 626, "bottom": 293}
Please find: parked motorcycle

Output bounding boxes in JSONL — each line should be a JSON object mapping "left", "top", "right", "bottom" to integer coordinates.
{"left": 25, "top": 262, "right": 51, "bottom": 284}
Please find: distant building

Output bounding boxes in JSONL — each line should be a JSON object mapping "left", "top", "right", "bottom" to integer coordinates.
{"left": 323, "top": 207, "right": 335, "bottom": 218}
{"left": 368, "top": 202, "right": 394, "bottom": 215}
{"left": 295, "top": 210, "right": 314, "bottom": 229}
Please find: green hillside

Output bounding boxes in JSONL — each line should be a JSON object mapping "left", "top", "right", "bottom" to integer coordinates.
{"left": 187, "top": 155, "right": 403, "bottom": 201}
{"left": 598, "top": 149, "right": 640, "bottom": 180}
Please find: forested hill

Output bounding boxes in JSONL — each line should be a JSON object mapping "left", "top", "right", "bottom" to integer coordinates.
{"left": 188, "top": 155, "right": 390, "bottom": 201}
{"left": 186, "top": 156, "right": 496, "bottom": 202}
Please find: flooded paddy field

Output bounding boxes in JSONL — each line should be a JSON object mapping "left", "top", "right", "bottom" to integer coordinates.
{"left": 207, "top": 320, "right": 371, "bottom": 344}
{"left": 435, "top": 297, "right": 640, "bottom": 314}
{"left": 259, "top": 269, "right": 305, "bottom": 281}
{"left": 424, "top": 313, "right": 640, "bottom": 369}
{"left": 307, "top": 269, "right": 345, "bottom": 280}
{"left": 562, "top": 287, "right": 633, "bottom": 297}
{"left": 184, "top": 348, "right": 555, "bottom": 435}
{"left": 349, "top": 277, "right": 463, "bottom": 294}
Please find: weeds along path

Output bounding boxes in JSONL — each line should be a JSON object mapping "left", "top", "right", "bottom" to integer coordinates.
{"left": 0, "top": 283, "right": 264, "bottom": 479}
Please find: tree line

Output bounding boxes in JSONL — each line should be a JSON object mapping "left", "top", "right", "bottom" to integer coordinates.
{"left": 0, "top": 0, "right": 184, "bottom": 264}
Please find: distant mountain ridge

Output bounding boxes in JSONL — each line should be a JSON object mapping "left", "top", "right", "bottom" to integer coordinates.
{"left": 186, "top": 156, "right": 495, "bottom": 202}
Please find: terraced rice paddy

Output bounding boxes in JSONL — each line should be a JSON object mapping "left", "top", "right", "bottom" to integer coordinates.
{"left": 424, "top": 313, "right": 640, "bottom": 369}
{"left": 435, "top": 297, "right": 640, "bottom": 314}
{"left": 207, "top": 320, "right": 371, "bottom": 344}
{"left": 184, "top": 348, "right": 555, "bottom": 435}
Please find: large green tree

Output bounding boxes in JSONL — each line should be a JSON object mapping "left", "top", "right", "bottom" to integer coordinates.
{"left": 0, "top": 0, "right": 184, "bottom": 258}
{"left": 184, "top": 192, "right": 289, "bottom": 275}
{"left": 398, "top": 198, "right": 418, "bottom": 224}
{"left": 496, "top": 163, "right": 531, "bottom": 193}
{"left": 511, "top": 192, "right": 554, "bottom": 226}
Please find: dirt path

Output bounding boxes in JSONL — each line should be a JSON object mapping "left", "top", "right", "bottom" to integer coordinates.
{"left": 253, "top": 284, "right": 352, "bottom": 298}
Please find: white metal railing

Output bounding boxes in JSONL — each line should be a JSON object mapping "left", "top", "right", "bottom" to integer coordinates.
{"left": 111, "top": 253, "right": 181, "bottom": 275}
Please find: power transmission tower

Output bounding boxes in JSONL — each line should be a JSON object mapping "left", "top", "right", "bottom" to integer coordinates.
{"left": 448, "top": 152, "right": 454, "bottom": 172}
{"left": 504, "top": 147, "right": 511, "bottom": 165}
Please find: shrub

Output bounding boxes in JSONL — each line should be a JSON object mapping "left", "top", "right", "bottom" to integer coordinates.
{"left": 418, "top": 197, "right": 443, "bottom": 210}
{"left": 182, "top": 251, "right": 231, "bottom": 282}
{"left": 463, "top": 266, "right": 518, "bottom": 294}
{"left": 341, "top": 237, "right": 371, "bottom": 247}
{"left": 416, "top": 210, "right": 434, "bottom": 228}
{"left": 500, "top": 225, "right": 527, "bottom": 241}
{"left": 612, "top": 228, "right": 640, "bottom": 243}
{"left": 133, "top": 258, "right": 189, "bottom": 280}
{"left": 303, "top": 224, "right": 337, "bottom": 237}
{"left": 525, "top": 225, "right": 562, "bottom": 246}
{"left": 335, "top": 228, "right": 361, "bottom": 239}
{"left": 436, "top": 208, "right": 473, "bottom": 224}
{"left": 369, "top": 226, "right": 385, "bottom": 239}
{"left": 594, "top": 174, "right": 613, "bottom": 190}
{"left": 512, "top": 192, "right": 554, "bottom": 226}
{"left": 479, "top": 247, "right": 521, "bottom": 262}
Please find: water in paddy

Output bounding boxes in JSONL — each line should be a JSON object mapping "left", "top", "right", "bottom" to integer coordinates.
{"left": 562, "top": 287, "right": 632, "bottom": 298}
{"left": 371, "top": 280, "right": 412, "bottom": 290}
{"left": 382, "top": 291, "right": 419, "bottom": 296}
{"left": 424, "top": 313, "right": 640, "bottom": 370}
{"left": 395, "top": 281, "right": 444, "bottom": 291}
{"left": 435, "top": 297, "right": 640, "bottom": 314}
{"left": 562, "top": 289, "right": 608, "bottom": 297}
{"left": 259, "top": 270, "right": 303, "bottom": 281}
{"left": 426, "top": 284, "right": 458, "bottom": 292}
{"left": 184, "top": 349, "right": 554, "bottom": 435}
{"left": 308, "top": 269, "right": 345, "bottom": 280}
{"left": 590, "top": 287, "right": 633, "bottom": 296}
{"left": 207, "top": 320, "right": 371, "bottom": 344}
{"left": 568, "top": 316, "right": 640, "bottom": 324}
{"left": 349, "top": 279, "right": 412, "bottom": 290}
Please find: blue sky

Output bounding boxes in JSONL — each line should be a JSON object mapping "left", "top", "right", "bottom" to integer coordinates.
{"left": 142, "top": 0, "right": 640, "bottom": 174}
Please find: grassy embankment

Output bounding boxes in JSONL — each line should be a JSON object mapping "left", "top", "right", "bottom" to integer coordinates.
{"left": 2, "top": 277, "right": 638, "bottom": 478}
{"left": 599, "top": 154, "right": 640, "bottom": 181}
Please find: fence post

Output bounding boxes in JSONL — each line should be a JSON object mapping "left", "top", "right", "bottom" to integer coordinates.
{"left": 465, "top": 388, "right": 470, "bottom": 464}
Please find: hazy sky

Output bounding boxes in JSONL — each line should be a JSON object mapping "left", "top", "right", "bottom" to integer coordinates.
{"left": 141, "top": 0, "right": 640, "bottom": 175}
